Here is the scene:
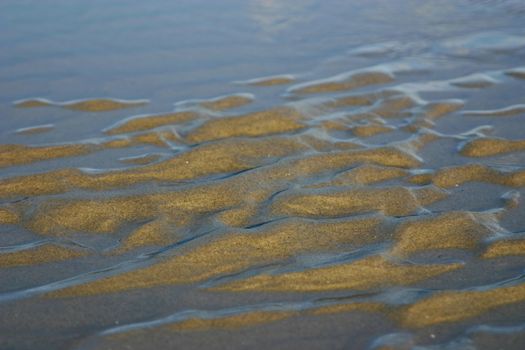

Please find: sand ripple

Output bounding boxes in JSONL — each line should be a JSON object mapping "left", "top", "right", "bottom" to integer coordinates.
{"left": 2, "top": 34, "right": 525, "bottom": 350}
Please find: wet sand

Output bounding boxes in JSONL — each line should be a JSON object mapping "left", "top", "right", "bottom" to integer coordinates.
{"left": 1, "top": 0, "right": 525, "bottom": 349}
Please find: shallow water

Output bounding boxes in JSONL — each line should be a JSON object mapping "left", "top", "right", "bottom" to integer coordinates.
{"left": 1, "top": 1, "right": 525, "bottom": 349}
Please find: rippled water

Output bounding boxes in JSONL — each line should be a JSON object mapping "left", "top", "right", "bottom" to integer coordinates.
{"left": 1, "top": 1, "right": 525, "bottom": 349}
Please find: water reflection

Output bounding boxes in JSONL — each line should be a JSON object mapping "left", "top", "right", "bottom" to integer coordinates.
{"left": 249, "top": 0, "right": 314, "bottom": 41}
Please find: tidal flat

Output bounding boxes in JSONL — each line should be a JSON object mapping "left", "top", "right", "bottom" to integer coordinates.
{"left": 1, "top": 1, "right": 525, "bottom": 349}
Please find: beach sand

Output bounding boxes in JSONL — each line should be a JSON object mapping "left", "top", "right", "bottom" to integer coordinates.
{"left": 1, "top": 1, "right": 525, "bottom": 349}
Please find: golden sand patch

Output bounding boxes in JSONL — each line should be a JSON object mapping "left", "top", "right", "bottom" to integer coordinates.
{"left": 91, "top": 136, "right": 306, "bottom": 188}
{"left": 1, "top": 130, "right": 182, "bottom": 170}
{"left": 0, "top": 131, "right": 181, "bottom": 170}
{"left": 26, "top": 176, "right": 263, "bottom": 237}
{"left": 0, "top": 142, "right": 418, "bottom": 200}
{"left": 49, "top": 215, "right": 388, "bottom": 297}
{"left": 407, "top": 171, "right": 434, "bottom": 186}
{"left": 389, "top": 211, "right": 493, "bottom": 257}
{"left": 216, "top": 205, "right": 260, "bottom": 228}
{"left": 338, "top": 165, "right": 407, "bottom": 185}
{"left": 460, "top": 138, "right": 525, "bottom": 157}
{"left": 0, "top": 169, "right": 87, "bottom": 198}
{"left": 105, "top": 111, "right": 197, "bottom": 135}
{"left": 271, "top": 186, "right": 446, "bottom": 218}
{"left": 103, "top": 129, "right": 182, "bottom": 149}
{"left": 367, "top": 95, "right": 416, "bottom": 119}
{"left": 403, "top": 119, "right": 435, "bottom": 133}
{"left": 308, "top": 165, "right": 407, "bottom": 188}
{"left": 279, "top": 147, "right": 420, "bottom": 174}
{"left": 241, "top": 75, "right": 295, "bottom": 86}
{"left": 129, "top": 130, "right": 182, "bottom": 147}
{"left": 28, "top": 196, "right": 157, "bottom": 235}
{"left": 432, "top": 164, "right": 525, "bottom": 188}
{"left": 320, "top": 119, "right": 350, "bottom": 132}
{"left": 206, "top": 147, "right": 418, "bottom": 206}
{"left": 482, "top": 238, "right": 525, "bottom": 259}
{"left": 62, "top": 98, "right": 148, "bottom": 112}
{"left": 324, "top": 92, "right": 379, "bottom": 108}
{"left": 0, "top": 144, "right": 93, "bottom": 168}
{"left": 116, "top": 218, "right": 180, "bottom": 253}
{"left": 15, "top": 98, "right": 148, "bottom": 111}
{"left": 199, "top": 94, "right": 254, "bottom": 111}
{"left": 14, "top": 99, "right": 52, "bottom": 108}
{"left": 0, "top": 207, "right": 20, "bottom": 225}
{"left": 0, "top": 244, "right": 87, "bottom": 268}
{"left": 213, "top": 256, "right": 461, "bottom": 292}
{"left": 401, "top": 283, "right": 525, "bottom": 328}
{"left": 211, "top": 146, "right": 416, "bottom": 193}
{"left": 422, "top": 100, "right": 464, "bottom": 120}
{"left": 352, "top": 123, "right": 395, "bottom": 137}
{"left": 185, "top": 107, "right": 306, "bottom": 144}
{"left": 0, "top": 136, "right": 306, "bottom": 198}
{"left": 298, "top": 135, "right": 360, "bottom": 152}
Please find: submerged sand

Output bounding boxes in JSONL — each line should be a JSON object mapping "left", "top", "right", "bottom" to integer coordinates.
{"left": 2, "top": 26, "right": 525, "bottom": 350}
